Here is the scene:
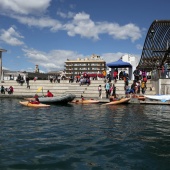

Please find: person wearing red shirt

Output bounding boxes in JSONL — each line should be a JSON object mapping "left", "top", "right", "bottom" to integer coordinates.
{"left": 30, "top": 97, "right": 40, "bottom": 104}
{"left": 113, "top": 70, "right": 118, "bottom": 83}
{"left": 46, "top": 90, "right": 54, "bottom": 97}
{"left": 8, "top": 86, "right": 14, "bottom": 94}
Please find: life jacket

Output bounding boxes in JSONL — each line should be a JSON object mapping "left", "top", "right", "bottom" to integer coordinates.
{"left": 30, "top": 101, "right": 40, "bottom": 104}
{"left": 141, "top": 82, "right": 146, "bottom": 88}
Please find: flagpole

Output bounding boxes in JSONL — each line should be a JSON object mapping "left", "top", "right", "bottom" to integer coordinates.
{"left": 42, "top": 87, "right": 44, "bottom": 96}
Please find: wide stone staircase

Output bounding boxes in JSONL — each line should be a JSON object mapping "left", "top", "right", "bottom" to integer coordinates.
{"left": 0, "top": 79, "right": 156, "bottom": 99}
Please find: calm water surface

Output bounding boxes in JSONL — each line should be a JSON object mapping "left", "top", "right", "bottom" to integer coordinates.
{"left": 0, "top": 98, "right": 170, "bottom": 170}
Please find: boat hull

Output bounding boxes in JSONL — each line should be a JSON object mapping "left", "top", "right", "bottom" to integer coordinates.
{"left": 144, "top": 95, "right": 170, "bottom": 101}
{"left": 25, "top": 93, "right": 76, "bottom": 104}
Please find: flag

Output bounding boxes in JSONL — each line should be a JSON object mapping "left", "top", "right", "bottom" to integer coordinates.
{"left": 37, "top": 87, "right": 42, "bottom": 93}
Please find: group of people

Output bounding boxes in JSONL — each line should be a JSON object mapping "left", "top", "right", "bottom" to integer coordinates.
{"left": 16, "top": 74, "right": 30, "bottom": 88}
{"left": 49, "top": 75, "right": 61, "bottom": 83}
{"left": 79, "top": 73, "right": 91, "bottom": 86}
{"left": 30, "top": 90, "right": 54, "bottom": 104}
{"left": 99, "top": 68, "right": 148, "bottom": 101}
{"left": 1, "top": 85, "right": 14, "bottom": 94}
{"left": 123, "top": 68, "right": 148, "bottom": 97}
{"left": 16, "top": 74, "right": 25, "bottom": 86}
{"left": 98, "top": 82, "right": 117, "bottom": 99}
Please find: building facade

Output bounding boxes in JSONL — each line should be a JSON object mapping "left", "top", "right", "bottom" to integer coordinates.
{"left": 64, "top": 54, "right": 106, "bottom": 77}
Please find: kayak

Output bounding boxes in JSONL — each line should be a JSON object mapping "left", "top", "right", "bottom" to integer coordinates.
{"left": 135, "top": 95, "right": 145, "bottom": 101}
{"left": 144, "top": 95, "right": 170, "bottom": 101}
{"left": 103, "top": 98, "right": 130, "bottom": 105}
{"left": 71, "top": 99, "right": 99, "bottom": 104}
{"left": 19, "top": 101, "right": 50, "bottom": 108}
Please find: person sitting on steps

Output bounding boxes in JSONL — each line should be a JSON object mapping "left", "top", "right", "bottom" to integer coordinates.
{"left": 1, "top": 85, "right": 5, "bottom": 94}
{"left": 7, "top": 86, "right": 14, "bottom": 94}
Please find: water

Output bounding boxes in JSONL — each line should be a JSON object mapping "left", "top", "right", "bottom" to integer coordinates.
{"left": 0, "top": 99, "right": 170, "bottom": 170}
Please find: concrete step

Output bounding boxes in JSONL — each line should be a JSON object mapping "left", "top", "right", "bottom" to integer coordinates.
{"left": 0, "top": 80, "right": 156, "bottom": 98}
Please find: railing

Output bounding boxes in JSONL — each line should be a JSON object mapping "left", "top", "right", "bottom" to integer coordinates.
{"left": 151, "top": 69, "right": 170, "bottom": 80}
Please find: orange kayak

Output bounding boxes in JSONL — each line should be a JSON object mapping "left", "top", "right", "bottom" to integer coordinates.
{"left": 103, "top": 98, "right": 130, "bottom": 105}
{"left": 19, "top": 101, "right": 50, "bottom": 108}
{"left": 135, "top": 95, "right": 145, "bottom": 101}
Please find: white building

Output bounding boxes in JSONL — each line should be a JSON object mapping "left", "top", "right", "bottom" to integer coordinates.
{"left": 2, "top": 70, "right": 27, "bottom": 81}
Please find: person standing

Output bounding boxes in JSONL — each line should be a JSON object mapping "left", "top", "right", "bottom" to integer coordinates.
{"left": 17, "top": 74, "right": 21, "bottom": 83}
{"left": 113, "top": 69, "right": 118, "bottom": 83}
{"left": 133, "top": 68, "right": 140, "bottom": 81}
{"left": 141, "top": 81, "right": 146, "bottom": 94}
{"left": 102, "top": 70, "right": 106, "bottom": 79}
{"left": 111, "top": 84, "right": 117, "bottom": 96}
{"left": 26, "top": 76, "right": 30, "bottom": 89}
{"left": 105, "top": 81, "right": 110, "bottom": 98}
{"left": 49, "top": 75, "right": 53, "bottom": 83}
{"left": 98, "top": 85, "right": 102, "bottom": 99}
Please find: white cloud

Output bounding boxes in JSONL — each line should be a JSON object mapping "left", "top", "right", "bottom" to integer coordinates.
{"left": 22, "top": 48, "right": 84, "bottom": 72}
{"left": 8, "top": 10, "right": 142, "bottom": 42}
{"left": 0, "top": 0, "right": 51, "bottom": 15}
{"left": 64, "top": 12, "right": 99, "bottom": 40}
{"left": 57, "top": 11, "right": 75, "bottom": 18}
{"left": 95, "top": 22, "right": 142, "bottom": 42}
{"left": 63, "top": 12, "right": 142, "bottom": 41}
{"left": 12, "top": 15, "right": 62, "bottom": 31}
{"left": 0, "top": 27, "right": 24, "bottom": 46}
{"left": 2, "top": 66, "right": 9, "bottom": 70}
{"left": 102, "top": 52, "right": 126, "bottom": 63}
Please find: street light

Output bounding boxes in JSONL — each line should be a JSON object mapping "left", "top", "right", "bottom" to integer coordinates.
{"left": 150, "top": 29, "right": 155, "bottom": 35}
{"left": 150, "top": 29, "right": 155, "bottom": 56}
{"left": 0, "top": 49, "right": 7, "bottom": 82}
{"left": 149, "top": 28, "right": 155, "bottom": 79}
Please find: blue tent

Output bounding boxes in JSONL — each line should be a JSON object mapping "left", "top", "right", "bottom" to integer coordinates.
{"left": 107, "top": 59, "right": 132, "bottom": 68}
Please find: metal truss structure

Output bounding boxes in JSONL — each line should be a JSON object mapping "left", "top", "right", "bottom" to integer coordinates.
{"left": 138, "top": 20, "right": 170, "bottom": 71}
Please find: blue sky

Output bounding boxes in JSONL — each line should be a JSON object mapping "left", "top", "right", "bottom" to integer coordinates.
{"left": 0, "top": 0, "right": 169, "bottom": 73}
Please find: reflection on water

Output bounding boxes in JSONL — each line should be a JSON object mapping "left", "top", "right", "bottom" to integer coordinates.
{"left": 0, "top": 99, "right": 170, "bottom": 169}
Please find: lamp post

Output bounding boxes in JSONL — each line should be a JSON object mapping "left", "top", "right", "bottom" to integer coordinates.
{"left": 149, "top": 28, "right": 155, "bottom": 79}
{"left": 0, "top": 49, "right": 7, "bottom": 82}
{"left": 150, "top": 29, "right": 155, "bottom": 68}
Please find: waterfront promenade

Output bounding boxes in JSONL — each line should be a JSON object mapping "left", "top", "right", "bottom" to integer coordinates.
{"left": 0, "top": 79, "right": 156, "bottom": 101}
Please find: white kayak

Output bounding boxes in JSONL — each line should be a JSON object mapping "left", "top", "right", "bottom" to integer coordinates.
{"left": 144, "top": 95, "right": 170, "bottom": 101}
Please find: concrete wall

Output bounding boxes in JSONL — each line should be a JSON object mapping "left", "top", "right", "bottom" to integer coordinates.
{"left": 159, "top": 79, "right": 170, "bottom": 95}
{"left": 151, "top": 79, "right": 170, "bottom": 95}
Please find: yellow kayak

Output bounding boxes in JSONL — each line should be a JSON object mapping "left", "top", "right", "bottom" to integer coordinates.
{"left": 19, "top": 101, "right": 50, "bottom": 108}
{"left": 71, "top": 99, "right": 99, "bottom": 104}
